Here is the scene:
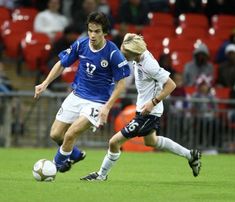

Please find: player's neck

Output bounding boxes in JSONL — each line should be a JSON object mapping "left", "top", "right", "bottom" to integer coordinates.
{"left": 90, "top": 38, "right": 106, "bottom": 51}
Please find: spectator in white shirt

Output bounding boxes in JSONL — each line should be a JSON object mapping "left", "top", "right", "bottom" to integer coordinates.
{"left": 34, "top": 0, "right": 69, "bottom": 41}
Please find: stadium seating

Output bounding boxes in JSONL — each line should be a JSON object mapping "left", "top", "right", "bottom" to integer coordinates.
{"left": 211, "top": 14, "right": 235, "bottom": 30}
{"left": 0, "top": 6, "right": 11, "bottom": 27}
{"left": 149, "top": 12, "right": 174, "bottom": 27}
{"left": 141, "top": 25, "right": 175, "bottom": 40}
{"left": 107, "top": 0, "right": 119, "bottom": 19}
{"left": 171, "top": 51, "right": 192, "bottom": 73}
{"left": 162, "top": 37, "right": 194, "bottom": 52}
{"left": 178, "top": 13, "right": 209, "bottom": 29}
{"left": 61, "top": 61, "right": 79, "bottom": 83}
{"left": 175, "top": 26, "right": 209, "bottom": 40}
{"left": 11, "top": 7, "right": 38, "bottom": 23}
{"left": 1, "top": 20, "right": 34, "bottom": 58}
{"left": 20, "top": 32, "right": 50, "bottom": 72}
{"left": 209, "top": 27, "right": 234, "bottom": 41}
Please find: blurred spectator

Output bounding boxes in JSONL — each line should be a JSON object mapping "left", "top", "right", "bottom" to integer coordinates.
{"left": 205, "top": 0, "right": 235, "bottom": 20}
{"left": 228, "top": 85, "right": 235, "bottom": 123}
{"left": 34, "top": 0, "right": 69, "bottom": 41}
{"left": 0, "top": 63, "right": 13, "bottom": 93}
{"left": 217, "top": 44, "right": 235, "bottom": 88}
{"left": 0, "top": 0, "right": 15, "bottom": 9}
{"left": 47, "top": 25, "right": 80, "bottom": 69}
{"left": 112, "top": 24, "right": 129, "bottom": 48}
{"left": 71, "top": 0, "right": 98, "bottom": 34}
{"left": 216, "top": 28, "right": 235, "bottom": 64}
{"left": 118, "top": 0, "right": 150, "bottom": 26}
{"left": 158, "top": 53, "right": 176, "bottom": 78}
{"left": 191, "top": 74, "right": 218, "bottom": 145}
{"left": 171, "top": 72, "right": 188, "bottom": 111}
{"left": 174, "top": 0, "right": 203, "bottom": 17}
{"left": 148, "top": 0, "right": 170, "bottom": 12}
{"left": 98, "top": 0, "right": 114, "bottom": 27}
{"left": 183, "top": 43, "right": 214, "bottom": 86}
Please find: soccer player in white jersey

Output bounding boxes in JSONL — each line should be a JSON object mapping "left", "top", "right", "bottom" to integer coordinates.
{"left": 34, "top": 12, "right": 130, "bottom": 172}
{"left": 81, "top": 33, "right": 201, "bottom": 181}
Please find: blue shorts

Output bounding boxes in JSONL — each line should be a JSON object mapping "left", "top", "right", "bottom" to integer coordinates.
{"left": 121, "top": 112, "right": 161, "bottom": 139}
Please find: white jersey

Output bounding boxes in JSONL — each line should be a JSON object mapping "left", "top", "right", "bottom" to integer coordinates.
{"left": 133, "top": 50, "right": 170, "bottom": 116}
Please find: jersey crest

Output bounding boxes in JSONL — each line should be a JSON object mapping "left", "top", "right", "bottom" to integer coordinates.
{"left": 100, "top": 59, "right": 108, "bottom": 68}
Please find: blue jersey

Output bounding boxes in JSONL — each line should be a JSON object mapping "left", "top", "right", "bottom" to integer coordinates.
{"left": 59, "top": 37, "right": 130, "bottom": 104}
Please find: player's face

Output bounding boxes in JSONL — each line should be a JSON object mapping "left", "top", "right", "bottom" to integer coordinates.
{"left": 88, "top": 23, "right": 106, "bottom": 50}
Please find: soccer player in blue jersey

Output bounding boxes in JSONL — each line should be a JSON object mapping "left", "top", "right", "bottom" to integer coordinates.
{"left": 80, "top": 33, "right": 201, "bottom": 181}
{"left": 34, "top": 12, "right": 130, "bottom": 172}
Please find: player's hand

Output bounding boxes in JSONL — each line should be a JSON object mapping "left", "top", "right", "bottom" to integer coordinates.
{"left": 140, "top": 100, "right": 154, "bottom": 115}
{"left": 98, "top": 105, "right": 110, "bottom": 126}
{"left": 34, "top": 83, "right": 48, "bottom": 99}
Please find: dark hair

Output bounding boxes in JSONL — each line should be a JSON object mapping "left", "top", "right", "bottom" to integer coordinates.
{"left": 86, "top": 11, "right": 110, "bottom": 34}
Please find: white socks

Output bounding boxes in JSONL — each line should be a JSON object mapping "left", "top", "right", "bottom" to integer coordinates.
{"left": 156, "top": 136, "right": 191, "bottom": 160}
{"left": 98, "top": 150, "right": 121, "bottom": 177}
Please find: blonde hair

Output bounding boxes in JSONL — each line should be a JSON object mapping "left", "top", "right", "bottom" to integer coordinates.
{"left": 122, "top": 33, "right": 147, "bottom": 55}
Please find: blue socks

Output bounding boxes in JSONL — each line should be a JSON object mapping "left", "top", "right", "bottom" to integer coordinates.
{"left": 54, "top": 146, "right": 82, "bottom": 169}
{"left": 70, "top": 146, "right": 82, "bottom": 161}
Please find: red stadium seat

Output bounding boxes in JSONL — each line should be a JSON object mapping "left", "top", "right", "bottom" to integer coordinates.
{"left": 61, "top": 61, "right": 79, "bottom": 83}
{"left": 214, "top": 87, "right": 231, "bottom": 110}
{"left": 21, "top": 32, "right": 51, "bottom": 71}
{"left": 114, "top": 23, "right": 138, "bottom": 34}
{"left": 212, "top": 14, "right": 235, "bottom": 30}
{"left": 12, "top": 7, "right": 38, "bottom": 23}
{"left": 162, "top": 37, "right": 194, "bottom": 52}
{"left": 175, "top": 26, "right": 208, "bottom": 40}
{"left": 209, "top": 27, "right": 234, "bottom": 41}
{"left": 107, "top": 0, "right": 119, "bottom": 19}
{"left": 141, "top": 26, "right": 175, "bottom": 40}
{"left": 185, "top": 86, "right": 196, "bottom": 95}
{"left": 1, "top": 20, "right": 34, "bottom": 58}
{"left": 171, "top": 51, "right": 192, "bottom": 73}
{"left": 178, "top": 13, "right": 209, "bottom": 29}
{"left": 0, "top": 6, "right": 11, "bottom": 27}
{"left": 149, "top": 12, "right": 174, "bottom": 27}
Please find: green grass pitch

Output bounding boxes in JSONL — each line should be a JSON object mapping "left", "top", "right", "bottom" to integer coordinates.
{"left": 0, "top": 148, "right": 235, "bottom": 202}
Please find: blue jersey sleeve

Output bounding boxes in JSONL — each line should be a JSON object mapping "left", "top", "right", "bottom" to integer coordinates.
{"left": 58, "top": 40, "right": 79, "bottom": 68}
{"left": 110, "top": 50, "right": 130, "bottom": 81}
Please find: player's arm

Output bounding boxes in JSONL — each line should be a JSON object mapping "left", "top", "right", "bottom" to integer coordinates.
{"left": 34, "top": 61, "right": 64, "bottom": 99}
{"left": 141, "top": 78, "right": 176, "bottom": 115}
{"left": 99, "top": 78, "right": 127, "bottom": 126}
{"left": 153, "top": 77, "right": 176, "bottom": 103}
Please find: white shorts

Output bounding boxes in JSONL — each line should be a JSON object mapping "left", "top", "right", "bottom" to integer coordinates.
{"left": 56, "top": 92, "right": 103, "bottom": 127}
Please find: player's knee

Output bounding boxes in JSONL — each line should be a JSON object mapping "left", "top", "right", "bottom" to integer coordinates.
{"left": 50, "top": 129, "right": 62, "bottom": 142}
{"left": 144, "top": 141, "right": 155, "bottom": 147}
{"left": 109, "top": 138, "right": 119, "bottom": 151}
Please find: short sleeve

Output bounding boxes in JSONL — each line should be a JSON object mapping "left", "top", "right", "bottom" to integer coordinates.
{"left": 58, "top": 40, "right": 79, "bottom": 68}
{"left": 146, "top": 59, "right": 170, "bottom": 84}
{"left": 110, "top": 50, "right": 130, "bottom": 81}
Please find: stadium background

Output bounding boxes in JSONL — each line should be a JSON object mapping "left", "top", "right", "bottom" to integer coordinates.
{"left": 0, "top": 0, "right": 235, "bottom": 153}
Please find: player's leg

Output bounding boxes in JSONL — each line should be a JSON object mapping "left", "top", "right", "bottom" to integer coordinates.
{"left": 144, "top": 132, "right": 191, "bottom": 158}
{"left": 80, "top": 131, "right": 128, "bottom": 181}
{"left": 50, "top": 119, "right": 70, "bottom": 145}
{"left": 55, "top": 116, "right": 91, "bottom": 171}
{"left": 144, "top": 132, "right": 201, "bottom": 177}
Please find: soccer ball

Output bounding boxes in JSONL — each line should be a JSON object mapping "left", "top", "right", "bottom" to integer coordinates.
{"left": 32, "top": 159, "right": 57, "bottom": 182}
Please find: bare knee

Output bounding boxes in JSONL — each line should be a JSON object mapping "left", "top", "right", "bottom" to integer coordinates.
{"left": 144, "top": 135, "right": 157, "bottom": 147}
{"left": 109, "top": 138, "right": 120, "bottom": 152}
{"left": 50, "top": 127, "right": 63, "bottom": 143}
{"left": 50, "top": 121, "right": 69, "bottom": 144}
